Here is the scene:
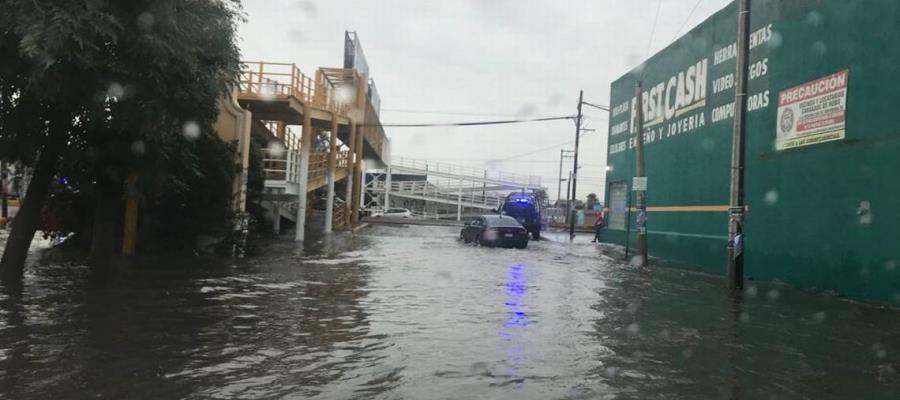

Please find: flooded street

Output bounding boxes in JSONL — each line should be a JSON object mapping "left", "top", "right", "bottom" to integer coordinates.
{"left": 0, "top": 224, "right": 898, "bottom": 399}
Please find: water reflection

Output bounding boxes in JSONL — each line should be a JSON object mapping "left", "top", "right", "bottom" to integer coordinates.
{"left": 499, "top": 263, "right": 527, "bottom": 390}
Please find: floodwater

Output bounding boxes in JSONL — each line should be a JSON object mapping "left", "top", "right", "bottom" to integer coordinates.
{"left": 0, "top": 224, "right": 898, "bottom": 399}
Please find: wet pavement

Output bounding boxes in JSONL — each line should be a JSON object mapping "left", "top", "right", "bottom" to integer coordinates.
{"left": 0, "top": 224, "right": 898, "bottom": 399}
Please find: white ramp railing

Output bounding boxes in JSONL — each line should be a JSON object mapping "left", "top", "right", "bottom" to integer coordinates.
{"left": 375, "top": 180, "right": 503, "bottom": 210}
{"left": 392, "top": 157, "right": 542, "bottom": 188}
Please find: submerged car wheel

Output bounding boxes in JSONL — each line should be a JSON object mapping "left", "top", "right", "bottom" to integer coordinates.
{"left": 515, "top": 241, "right": 528, "bottom": 249}
{"left": 531, "top": 231, "right": 540, "bottom": 240}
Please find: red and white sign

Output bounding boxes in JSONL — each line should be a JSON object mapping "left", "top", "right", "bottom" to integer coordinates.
{"left": 776, "top": 70, "right": 848, "bottom": 150}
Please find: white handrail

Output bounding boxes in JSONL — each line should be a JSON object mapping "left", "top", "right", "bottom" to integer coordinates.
{"left": 392, "top": 157, "right": 542, "bottom": 187}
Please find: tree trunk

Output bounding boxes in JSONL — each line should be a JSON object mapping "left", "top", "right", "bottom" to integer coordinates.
{"left": 0, "top": 127, "right": 65, "bottom": 283}
{"left": 88, "top": 180, "right": 122, "bottom": 274}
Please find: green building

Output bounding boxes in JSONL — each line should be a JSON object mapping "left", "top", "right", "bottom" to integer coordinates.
{"left": 602, "top": 0, "right": 900, "bottom": 304}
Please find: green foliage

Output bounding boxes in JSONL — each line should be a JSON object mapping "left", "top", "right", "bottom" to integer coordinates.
{"left": 0, "top": 0, "right": 246, "bottom": 254}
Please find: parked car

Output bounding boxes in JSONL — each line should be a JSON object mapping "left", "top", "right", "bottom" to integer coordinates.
{"left": 373, "top": 208, "right": 412, "bottom": 218}
{"left": 500, "top": 193, "right": 542, "bottom": 240}
{"left": 460, "top": 215, "right": 529, "bottom": 249}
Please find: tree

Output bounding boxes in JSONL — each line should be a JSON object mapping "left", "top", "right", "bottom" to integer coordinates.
{"left": 0, "top": 0, "right": 243, "bottom": 280}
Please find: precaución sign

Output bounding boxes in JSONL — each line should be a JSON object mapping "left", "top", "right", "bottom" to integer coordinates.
{"left": 776, "top": 70, "right": 848, "bottom": 150}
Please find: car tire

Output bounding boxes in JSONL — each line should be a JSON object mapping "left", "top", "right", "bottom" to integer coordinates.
{"left": 531, "top": 231, "right": 540, "bottom": 240}
{"left": 515, "top": 242, "right": 527, "bottom": 249}
{"left": 475, "top": 234, "right": 483, "bottom": 246}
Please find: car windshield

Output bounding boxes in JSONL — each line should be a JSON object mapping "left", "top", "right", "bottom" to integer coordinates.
{"left": 1, "top": 1, "right": 897, "bottom": 399}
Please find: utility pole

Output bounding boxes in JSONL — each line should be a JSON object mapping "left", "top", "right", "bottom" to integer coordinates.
{"left": 727, "top": 0, "right": 751, "bottom": 290}
{"left": 634, "top": 81, "right": 648, "bottom": 266}
{"left": 565, "top": 170, "right": 573, "bottom": 223}
{"left": 569, "top": 90, "right": 584, "bottom": 238}
{"left": 557, "top": 149, "right": 573, "bottom": 204}
{"left": 1, "top": 161, "right": 7, "bottom": 219}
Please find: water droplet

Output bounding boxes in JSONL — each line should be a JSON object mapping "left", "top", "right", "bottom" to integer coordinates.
{"left": 805, "top": 11, "right": 824, "bottom": 26}
{"left": 872, "top": 343, "right": 887, "bottom": 359}
{"left": 884, "top": 260, "right": 897, "bottom": 272}
{"left": 266, "top": 141, "right": 286, "bottom": 158}
{"left": 767, "top": 31, "right": 783, "bottom": 49}
{"left": 738, "top": 312, "right": 750, "bottom": 323}
{"left": 764, "top": 190, "right": 779, "bottom": 206}
{"left": 605, "top": 366, "right": 620, "bottom": 378}
{"left": 626, "top": 323, "right": 640, "bottom": 335}
{"left": 625, "top": 301, "right": 639, "bottom": 313}
{"left": 681, "top": 348, "right": 694, "bottom": 358}
{"left": 629, "top": 255, "right": 645, "bottom": 266}
{"left": 811, "top": 41, "right": 828, "bottom": 56}
{"left": 107, "top": 83, "right": 125, "bottom": 99}
{"left": 182, "top": 121, "right": 200, "bottom": 140}
{"left": 766, "top": 288, "right": 780, "bottom": 301}
{"left": 813, "top": 311, "right": 826, "bottom": 322}
{"left": 131, "top": 140, "right": 145, "bottom": 155}
{"left": 516, "top": 103, "right": 537, "bottom": 117}
{"left": 137, "top": 12, "right": 155, "bottom": 31}
{"left": 744, "top": 285, "right": 758, "bottom": 297}
{"left": 335, "top": 85, "right": 356, "bottom": 105}
{"left": 657, "top": 328, "right": 671, "bottom": 340}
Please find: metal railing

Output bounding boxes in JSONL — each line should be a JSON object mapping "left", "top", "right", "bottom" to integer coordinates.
{"left": 376, "top": 180, "right": 503, "bottom": 209}
{"left": 392, "top": 157, "right": 542, "bottom": 188}
{"left": 239, "top": 61, "right": 351, "bottom": 115}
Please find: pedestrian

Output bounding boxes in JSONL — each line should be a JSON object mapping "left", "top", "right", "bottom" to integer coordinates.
{"left": 591, "top": 212, "right": 604, "bottom": 243}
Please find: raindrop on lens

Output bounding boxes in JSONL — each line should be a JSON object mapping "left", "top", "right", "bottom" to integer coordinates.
{"left": 884, "top": 260, "right": 897, "bottom": 272}
{"left": 605, "top": 366, "right": 619, "bottom": 378}
{"left": 681, "top": 348, "right": 694, "bottom": 358}
{"left": 766, "top": 288, "right": 780, "bottom": 301}
{"left": 764, "top": 190, "right": 779, "bottom": 206}
{"left": 107, "top": 83, "right": 125, "bottom": 99}
{"left": 744, "top": 285, "right": 758, "bottom": 297}
{"left": 811, "top": 41, "right": 827, "bottom": 56}
{"left": 626, "top": 323, "right": 640, "bottom": 335}
{"left": 738, "top": 312, "right": 750, "bottom": 323}
{"left": 137, "top": 12, "right": 155, "bottom": 31}
{"left": 767, "top": 31, "right": 783, "bottom": 49}
{"left": 182, "top": 121, "right": 201, "bottom": 140}
{"left": 813, "top": 311, "right": 826, "bottom": 322}
{"left": 131, "top": 140, "right": 145, "bottom": 155}
{"left": 266, "top": 141, "right": 286, "bottom": 158}
{"left": 873, "top": 343, "right": 887, "bottom": 359}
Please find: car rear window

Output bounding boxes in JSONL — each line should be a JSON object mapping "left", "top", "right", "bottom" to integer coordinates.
{"left": 483, "top": 216, "right": 523, "bottom": 228}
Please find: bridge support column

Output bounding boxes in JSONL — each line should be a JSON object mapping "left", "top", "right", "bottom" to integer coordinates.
{"left": 351, "top": 123, "right": 363, "bottom": 224}
{"left": 295, "top": 103, "right": 312, "bottom": 242}
{"left": 457, "top": 178, "right": 463, "bottom": 221}
{"left": 384, "top": 165, "right": 392, "bottom": 210}
{"left": 346, "top": 121, "right": 357, "bottom": 226}
{"left": 324, "top": 116, "right": 338, "bottom": 233}
{"left": 272, "top": 202, "right": 281, "bottom": 234}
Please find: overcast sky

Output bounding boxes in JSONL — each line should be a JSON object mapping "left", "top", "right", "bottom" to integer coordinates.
{"left": 238, "top": 0, "right": 732, "bottom": 200}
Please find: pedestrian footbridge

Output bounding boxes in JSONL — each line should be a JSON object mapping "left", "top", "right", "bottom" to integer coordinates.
{"left": 214, "top": 32, "right": 389, "bottom": 240}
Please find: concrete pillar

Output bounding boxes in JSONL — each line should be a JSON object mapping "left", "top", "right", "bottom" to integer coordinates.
{"left": 351, "top": 123, "right": 363, "bottom": 224}
{"left": 295, "top": 103, "right": 312, "bottom": 242}
{"left": 384, "top": 165, "right": 392, "bottom": 210}
{"left": 346, "top": 121, "right": 357, "bottom": 225}
{"left": 272, "top": 202, "right": 281, "bottom": 234}
{"left": 457, "top": 178, "right": 463, "bottom": 221}
{"left": 324, "top": 115, "right": 338, "bottom": 233}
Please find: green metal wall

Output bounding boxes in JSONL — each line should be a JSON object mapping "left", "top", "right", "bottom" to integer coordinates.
{"left": 603, "top": 0, "right": 900, "bottom": 303}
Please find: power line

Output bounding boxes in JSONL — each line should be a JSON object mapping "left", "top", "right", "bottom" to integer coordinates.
{"left": 671, "top": 0, "right": 704, "bottom": 42}
{"left": 644, "top": 0, "right": 664, "bottom": 60}
{"left": 369, "top": 115, "right": 573, "bottom": 128}
{"left": 382, "top": 107, "right": 560, "bottom": 119}
{"left": 497, "top": 129, "right": 599, "bottom": 161}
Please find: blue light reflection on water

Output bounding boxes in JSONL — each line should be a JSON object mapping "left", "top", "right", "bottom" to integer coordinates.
{"left": 499, "top": 263, "right": 528, "bottom": 388}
